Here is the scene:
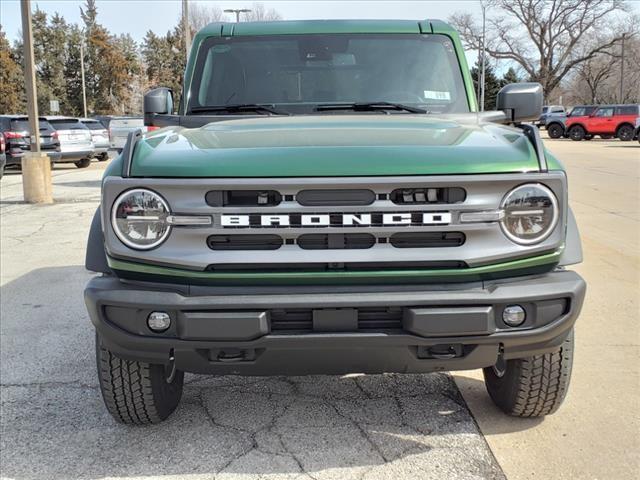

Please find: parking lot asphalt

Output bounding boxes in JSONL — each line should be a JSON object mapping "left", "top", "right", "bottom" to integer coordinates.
{"left": 0, "top": 160, "right": 503, "bottom": 479}
{"left": 1, "top": 138, "right": 638, "bottom": 479}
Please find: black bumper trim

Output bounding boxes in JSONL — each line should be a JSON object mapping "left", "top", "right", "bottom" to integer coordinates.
{"left": 85, "top": 270, "right": 586, "bottom": 375}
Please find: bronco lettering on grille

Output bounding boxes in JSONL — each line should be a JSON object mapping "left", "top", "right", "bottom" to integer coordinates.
{"left": 221, "top": 212, "right": 452, "bottom": 228}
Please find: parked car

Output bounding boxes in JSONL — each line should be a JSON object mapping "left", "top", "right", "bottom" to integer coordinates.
{"left": 565, "top": 104, "right": 640, "bottom": 141}
{"left": 0, "top": 115, "right": 61, "bottom": 170}
{"left": 536, "top": 105, "right": 566, "bottom": 127}
{"left": 80, "top": 118, "right": 110, "bottom": 161}
{"left": 46, "top": 117, "right": 95, "bottom": 168}
{"left": 108, "top": 117, "right": 152, "bottom": 153}
{"left": 0, "top": 133, "right": 6, "bottom": 179}
{"left": 545, "top": 105, "right": 598, "bottom": 139}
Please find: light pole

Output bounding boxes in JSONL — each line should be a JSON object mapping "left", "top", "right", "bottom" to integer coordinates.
{"left": 480, "top": 0, "right": 486, "bottom": 112}
{"left": 224, "top": 8, "right": 252, "bottom": 22}
{"left": 619, "top": 33, "right": 626, "bottom": 103}
{"left": 20, "top": 0, "right": 52, "bottom": 203}
{"left": 80, "top": 39, "right": 88, "bottom": 118}
{"left": 183, "top": 0, "right": 191, "bottom": 57}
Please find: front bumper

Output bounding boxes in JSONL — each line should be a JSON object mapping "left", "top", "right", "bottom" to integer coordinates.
{"left": 85, "top": 270, "right": 585, "bottom": 376}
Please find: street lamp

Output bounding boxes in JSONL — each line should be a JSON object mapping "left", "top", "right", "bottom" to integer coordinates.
{"left": 224, "top": 8, "right": 252, "bottom": 22}
{"left": 479, "top": 0, "right": 486, "bottom": 112}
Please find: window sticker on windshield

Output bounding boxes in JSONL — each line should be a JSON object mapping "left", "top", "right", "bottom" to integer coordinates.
{"left": 424, "top": 90, "right": 451, "bottom": 101}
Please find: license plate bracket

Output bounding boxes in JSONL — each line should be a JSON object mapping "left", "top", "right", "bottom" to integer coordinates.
{"left": 312, "top": 308, "right": 358, "bottom": 332}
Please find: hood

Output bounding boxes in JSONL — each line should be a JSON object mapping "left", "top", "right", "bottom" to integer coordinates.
{"left": 130, "top": 115, "right": 541, "bottom": 177}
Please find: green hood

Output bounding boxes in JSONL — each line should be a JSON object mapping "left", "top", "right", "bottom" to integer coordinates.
{"left": 130, "top": 115, "right": 542, "bottom": 177}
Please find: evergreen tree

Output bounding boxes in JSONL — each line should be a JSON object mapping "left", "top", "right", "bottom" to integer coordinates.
{"left": 501, "top": 67, "right": 520, "bottom": 86}
{"left": 64, "top": 25, "right": 84, "bottom": 116}
{"left": 0, "top": 27, "right": 25, "bottom": 113}
{"left": 470, "top": 55, "right": 502, "bottom": 111}
{"left": 80, "top": 0, "right": 130, "bottom": 114}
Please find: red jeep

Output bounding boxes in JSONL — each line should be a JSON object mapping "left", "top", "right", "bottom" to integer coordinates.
{"left": 565, "top": 104, "right": 639, "bottom": 141}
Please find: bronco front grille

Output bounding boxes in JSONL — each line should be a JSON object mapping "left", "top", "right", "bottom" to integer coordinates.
{"left": 102, "top": 173, "right": 567, "bottom": 272}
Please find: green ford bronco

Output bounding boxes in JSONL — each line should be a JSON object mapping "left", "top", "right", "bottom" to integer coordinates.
{"left": 85, "top": 20, "right": 586, "bottom": 424}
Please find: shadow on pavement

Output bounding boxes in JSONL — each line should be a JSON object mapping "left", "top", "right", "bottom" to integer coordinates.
{"left": 1, "top": 266, "right": 506, "bottom": 480}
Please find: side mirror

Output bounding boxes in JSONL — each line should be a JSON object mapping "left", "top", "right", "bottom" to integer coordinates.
{"left": 496, "top": 82, "right": 543, "bottom": 123}
{"left": 144, "top": 87, "right": 173, "bottom": 126}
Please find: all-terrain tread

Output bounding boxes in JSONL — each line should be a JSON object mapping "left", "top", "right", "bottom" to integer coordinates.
{"left": 510, "top": 331, "right": 571, "bottom": 417}
{"left": 97, "top": 343, "right": 163, "bottom": 425}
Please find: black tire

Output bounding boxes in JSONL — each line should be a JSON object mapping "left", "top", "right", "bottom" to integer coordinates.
{"left": 483, "top": 329, "right": 574, "bottom": 417}
{"left": 547, "top": 123, "right": 564, "bottom": 139}
{"left": 568, "top": 125, "right": 586, "bottom": 141}
{"left": 616, "top": 124, "right": 634, "bottom": 141}
{"left": 74, "top": 158, "right": 91, "bottom": 168}
{"left": 98, "top": 152, "right": 109, "bottom": 162}
{"left": 96, "top": 334, "right": 184, "bottom": 425}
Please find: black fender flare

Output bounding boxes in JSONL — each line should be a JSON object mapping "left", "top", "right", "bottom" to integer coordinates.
{"left": 85, "top": 206, "right": 111, "bottom": 274}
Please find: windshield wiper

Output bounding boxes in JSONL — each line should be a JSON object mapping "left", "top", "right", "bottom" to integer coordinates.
{"left": 190, "top": 104, "right": 290, "bottom": 116}
{"left": 315, "top": 102, "right": 427, "bottom": 114}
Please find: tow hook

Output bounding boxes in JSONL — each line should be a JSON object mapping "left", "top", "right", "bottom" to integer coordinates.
{"left": 492, "top": 345, "right": 507, "bottom": 378}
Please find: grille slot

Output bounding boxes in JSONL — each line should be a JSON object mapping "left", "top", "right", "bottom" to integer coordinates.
{"left": 206, "top": 190, "right": 282, "bottom": 207}
{"left": 207, "top": 235, "right": 283, "bottom": 250}
{"left": 298, "top": 234, "right": 376, "bottom": 250}
{"left": 297, "top": 189, "right": 375, "bottom": 206}
{"left": 390, "top": 232, "right": 465, "bottom": 248}
{"left": 206, "top": 261, "right": 467, "bottom": 272}
{"left": 271, "top": 307, "right": 402, "bottom": 332}
{"left": 390, "top": 187, "right": 466, "bottom": 204}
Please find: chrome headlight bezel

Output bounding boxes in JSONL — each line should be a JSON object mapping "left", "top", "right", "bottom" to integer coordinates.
{"left": 500, "top": 183, "right": 559, "bottom": 245}
{"left": 111, "top": 188, "right": 171, "bottom": 250}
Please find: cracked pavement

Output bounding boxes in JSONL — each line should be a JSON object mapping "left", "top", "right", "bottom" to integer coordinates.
{"left": 0, "top": 162, "right": 504, "bottom": 479}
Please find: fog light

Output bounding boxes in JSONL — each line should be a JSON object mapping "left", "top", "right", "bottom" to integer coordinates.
{"left": 147, "top": 311, "right": 171, "bottom": 332}
{"left": 503, "top": 305, "right": 526, "bottom": 327}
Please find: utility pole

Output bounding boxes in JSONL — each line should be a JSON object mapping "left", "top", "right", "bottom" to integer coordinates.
{"left": 480, "top": 0, "right": 486, "bottom": 112}
{"left": 20, "top": 0, "right": 52, "bottom": 204}
{"left": 183, "top": 0, "right": 191, "bottom": 57}
{"left": 224, "top": 8, "right": 252, "bottom": 22}
{"left": 80, "top": 40, "right": 88, "bottom": 118}
{"left": 619, "top": 33, "right": 626, "bottom": 103}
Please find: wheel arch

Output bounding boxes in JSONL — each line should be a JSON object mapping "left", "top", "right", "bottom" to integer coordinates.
{"left": 86, "top": 206, "right": 112, "bottom": 274}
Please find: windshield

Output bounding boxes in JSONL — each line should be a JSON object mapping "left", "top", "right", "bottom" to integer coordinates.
{"left": 10, "top": 120, "right": 54, "bottom": 133}
{"left": 49, "top": 119, "right": 87, "bottom": 130}
{"left": 188, "top": 34, "right": 470, "bottom": 114}
{"left": 82, "top": 121, "right": 106, "bottom": 130}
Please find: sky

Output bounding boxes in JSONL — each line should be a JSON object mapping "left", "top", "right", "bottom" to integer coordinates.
{"left": 1, "top": 0, "right": 484, "bottom": 43}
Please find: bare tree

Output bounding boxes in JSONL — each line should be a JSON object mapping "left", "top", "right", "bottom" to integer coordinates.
{"left": 568, "top": 34, "right": 640, "bottom": 104}
{"left": 449, "top": 0, "right": 632, "bottom": 99}
{"left": 189, "top": 2, "right": 227, "bottom": 31}
{"left": 244, "top": 3, "right": 282, "bottom": 22}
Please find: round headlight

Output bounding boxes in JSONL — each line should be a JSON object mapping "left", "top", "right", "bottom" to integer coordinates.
{"left": 500, "top": 183, "right": 558, "bottom": 245}
{"left": 112, "top": 189, "right": 171, "bottom": 249}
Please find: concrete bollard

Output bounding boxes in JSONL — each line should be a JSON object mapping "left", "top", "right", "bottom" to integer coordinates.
{"left": 21, "top": 152, "right": 53, "bottom": 204}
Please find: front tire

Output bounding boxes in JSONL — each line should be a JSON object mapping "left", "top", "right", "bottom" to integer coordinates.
{"left": 483, "top": 329, "right": 574, "bottom": 417}
{"left": 96, "top": 334, "right": 184, "bottom": 424}
{"left": 568, "top": 125, "right": 586, "bottom": 141}
{"left": 616, "top": 124, "right": 635, "bottom": 141}
{"left": 547, "top": 123, "right": 564, "bottom": 139}
{"left": 98, "top": 152, "right": 109, "bottom": 162}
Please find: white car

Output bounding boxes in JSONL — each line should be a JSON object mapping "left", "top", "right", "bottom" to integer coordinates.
{"left": 80, "top": 118, "right": 110, "bottom": 161}
{"left": 108, "top": 117, "right": 147, "bottom": 153}
{"left": 46, "top": 117, "right": 95, "bottom": 168}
